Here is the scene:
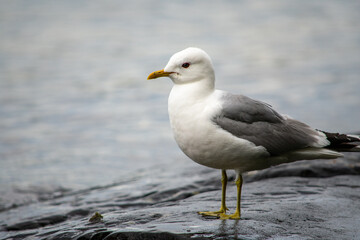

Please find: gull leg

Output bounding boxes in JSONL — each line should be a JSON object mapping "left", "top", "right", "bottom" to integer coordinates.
{"left": 220, "top": 173, "right": 242, "bottom": 220}
{"left": 198, "top": 169, "right": 228, "bottom": 217}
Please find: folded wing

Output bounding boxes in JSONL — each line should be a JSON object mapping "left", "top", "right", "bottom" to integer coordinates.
{"left": 213, "top": 93, "right": 328, "bottom": 156}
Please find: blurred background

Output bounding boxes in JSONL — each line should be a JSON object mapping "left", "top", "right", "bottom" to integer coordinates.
{"left": 0, "top": 0, "right": 359, "bottom": 210}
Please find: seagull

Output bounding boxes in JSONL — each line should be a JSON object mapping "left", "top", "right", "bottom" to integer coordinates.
{"left": 147, "top": 47, "right": 360, "bottom": 220}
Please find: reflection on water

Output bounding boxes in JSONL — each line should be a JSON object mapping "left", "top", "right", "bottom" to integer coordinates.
{"left": 0, "top": 0, "right": 359, "bottom": 209}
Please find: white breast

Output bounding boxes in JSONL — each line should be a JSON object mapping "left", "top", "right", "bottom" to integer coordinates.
{"left": 168, "top": 86, "right": 269, "bottom": 171}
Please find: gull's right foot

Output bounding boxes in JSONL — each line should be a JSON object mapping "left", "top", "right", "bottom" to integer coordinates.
{"left": 198, "top": 207, "right": 227, "bottom": 217}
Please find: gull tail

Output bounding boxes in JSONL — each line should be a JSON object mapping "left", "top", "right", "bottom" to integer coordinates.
{"left": 318, "top": 130, "right": 360, "bottom": 152}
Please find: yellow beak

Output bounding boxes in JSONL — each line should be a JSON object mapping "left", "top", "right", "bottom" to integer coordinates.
{"left": 147, "top": 69, "right": 171, "bottom": 80}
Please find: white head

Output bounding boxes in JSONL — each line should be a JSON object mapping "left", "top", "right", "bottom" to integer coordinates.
{"left": 148, "top": 47, "right": 215, "bottom": 88}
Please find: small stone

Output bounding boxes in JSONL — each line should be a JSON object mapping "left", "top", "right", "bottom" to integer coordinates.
{"left": 89, "top": 212, "right": 103, "bottom": 223}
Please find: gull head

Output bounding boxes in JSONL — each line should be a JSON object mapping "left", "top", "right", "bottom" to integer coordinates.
{"left": 148, "top": 47, "right": 215, "bottom": 86}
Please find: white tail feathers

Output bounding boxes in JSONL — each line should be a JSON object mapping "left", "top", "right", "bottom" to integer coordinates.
{"left": 269, "top": 148, "right": 344, "bottom": 166}
{"left": 287, "top": 148, "right": 343, "bottom": 160}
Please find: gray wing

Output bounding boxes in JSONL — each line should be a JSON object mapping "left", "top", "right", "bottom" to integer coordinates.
{"left": 213, "top": 93, "right": 321, "bottom": 156}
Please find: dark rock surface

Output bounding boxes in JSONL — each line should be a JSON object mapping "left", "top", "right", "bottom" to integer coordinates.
{"left": 1, "top": 154, "right": 360, "bottom": 240}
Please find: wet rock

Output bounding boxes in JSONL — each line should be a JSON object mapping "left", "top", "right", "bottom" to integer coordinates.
{"left": 5, "top": 215, "right": 68, "bottom": 231}
{"left": 76, "top": 231, "right": 207, "bottom": 240}
{"left": 76, "top": 230, "right": 112, "bottom": 240}
{"left": 69, "top": 209, "right": 91, "bottom": 217}
{"left": 246, "top": 155, "right": 360, "bottom": 182}
{"left": 100, "top": 231, "right": 195, "bottom": 240}
{"left": 1, "top": 155, "right": 360, "bottom": 239}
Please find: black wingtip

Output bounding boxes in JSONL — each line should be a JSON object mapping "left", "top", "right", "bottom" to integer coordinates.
{"left": 317, "top": 130, "right": 360, "bottom": 152}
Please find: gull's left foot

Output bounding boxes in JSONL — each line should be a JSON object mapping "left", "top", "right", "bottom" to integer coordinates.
{"left": 219, "top": 211, "right": 240, "bottom": 220}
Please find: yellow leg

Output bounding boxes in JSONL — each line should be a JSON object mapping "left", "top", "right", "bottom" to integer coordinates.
{"left": 220, "top": 173, "right": 242, "bottom": 220}
{"left": 198, "top": 169, "right": 228, "bottom": 217}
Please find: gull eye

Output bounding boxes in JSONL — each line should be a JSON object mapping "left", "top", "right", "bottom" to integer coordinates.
{"left": 182, "top": 62, "right": 190, "bottom": 68}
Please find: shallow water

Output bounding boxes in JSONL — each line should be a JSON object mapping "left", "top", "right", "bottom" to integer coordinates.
{"left": 0, "top": 0, "right": 360, "bottom": 211}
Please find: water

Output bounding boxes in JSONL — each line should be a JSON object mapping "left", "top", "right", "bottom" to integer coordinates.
{"left": 0, "top": 0, "right": 360, "bottom": 211}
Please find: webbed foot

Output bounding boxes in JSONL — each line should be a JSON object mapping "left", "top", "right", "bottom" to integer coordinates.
{"left": 219, "top": 211, "right": 240, "bottom": 220}
{"left": 198, "top": 207, "right": 228, "bottom": 217}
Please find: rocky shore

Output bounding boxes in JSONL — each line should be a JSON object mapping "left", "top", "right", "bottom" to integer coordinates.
{"left": 1, "top": 153, "right": 360, "bottom": 240}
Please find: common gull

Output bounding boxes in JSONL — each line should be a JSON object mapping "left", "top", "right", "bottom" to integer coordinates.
{"left": 147, "top": 47, "right": 360, "bottom": 219}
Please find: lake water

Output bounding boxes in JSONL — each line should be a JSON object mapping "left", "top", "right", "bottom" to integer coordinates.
{"left": 0, "top": 0, "right": 359, "bottom": 211}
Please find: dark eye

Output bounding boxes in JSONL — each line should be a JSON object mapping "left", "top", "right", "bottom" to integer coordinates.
{"left": 182, "top": 62, "right": 190, "bottom": 68}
